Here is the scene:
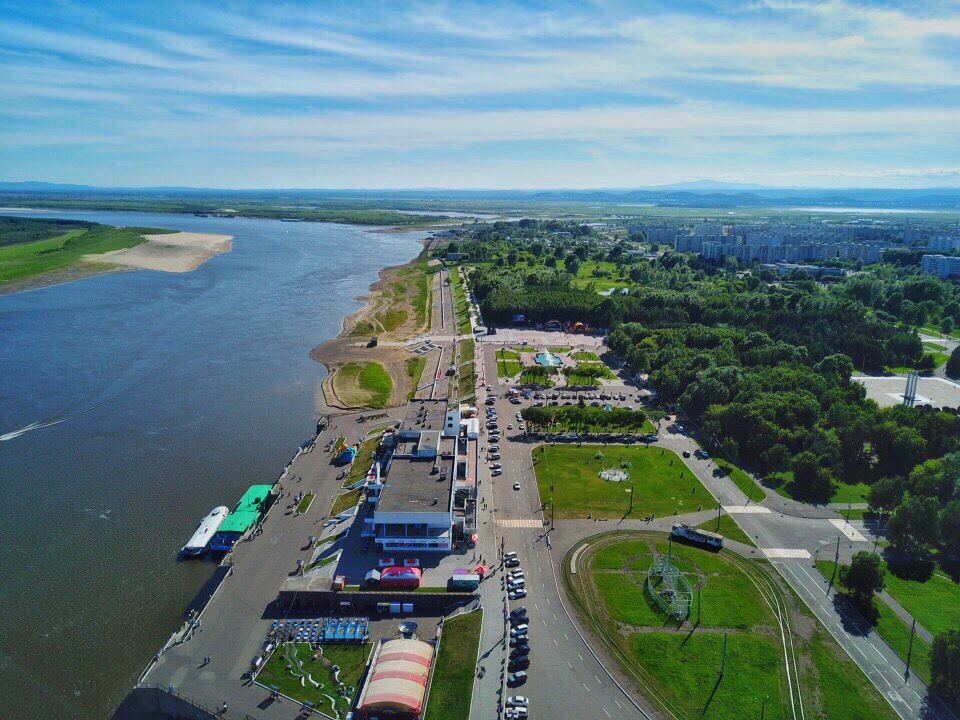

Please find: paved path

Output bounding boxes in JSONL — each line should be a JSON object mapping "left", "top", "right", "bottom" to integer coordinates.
{"left": 139, "top": 410, "right": 402, "bottom": 719}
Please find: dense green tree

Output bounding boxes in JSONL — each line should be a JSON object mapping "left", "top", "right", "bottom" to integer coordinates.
{"left": 931, "top": 629, "right": 960, "bottom": 711}
{"left": 868, "top": 477, "right": 906, "bottom": 515}
{"left": 840, "top": 551, "right": 885, "bottom": 621}
{"left": 790, "top": 451, "right": 835, "bottom": 504}
{"left": 887, "top": 495, "right": 941, "bottom": 552}
{"left": 946, "top": 347, "right": 960, "bottom": 378}
{"left": 940, "top": 501, "right": 960, "bottom": 554}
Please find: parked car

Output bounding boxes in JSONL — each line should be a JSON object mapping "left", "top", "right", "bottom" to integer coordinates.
{"left": 489, "top": 463, "right": 502, "bottom": 470}
{"left": 489, "top": 453, "right": 501, "bottom": 461}
{"left": 508, "top": 589, "right": 527, "bottom": 599}
{"left": 513, "top": 482, "right": 521, "bottom": 490}
{"left": 505, "top": 707, "right": 529, "bottom": 719}
{"left": 507, "top": 696, "right": 530, "bottom": 708}
{"left": 488, "top": 444, "right": 500, "bottom": 452}
{"left": 504, "top": 551, "right": 518, "bottom": 560}
{"left": 510, "top": 397, "right": 522, "bottom": 405}
{"left": 508, "top": 671, "right": 528, "bottom": 687}
{"left": 510, "top": 646, "right": 530, "bottom": 658}
{"left": 510, "top": 606, "right": 527, "bottom": 618}
{"left": 489, "top": 436, "right": 501, "bottom": 444}
{"left": 682, "top": 450, "right": 691, "bottom": 458}
{"left": 492, "top": 469, "right": 503, "bottom": 477}
{"left": 509, "top": 635, "right": 528, "bottom": 647}
{"left": 509, "top": 657, "right": 530, "bottom": 671}
{"left": 507, "top": 423, "right": 514, "bottom": 429}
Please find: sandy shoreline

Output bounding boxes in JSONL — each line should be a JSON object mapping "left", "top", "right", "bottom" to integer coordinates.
{"left": 310, "top": 236, "right": 435, "bottom": 413}
{"left": 91, "top": 231, "right": 234, "bottom": 273}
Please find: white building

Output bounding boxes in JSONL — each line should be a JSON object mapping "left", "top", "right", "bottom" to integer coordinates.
{"left": 927, "top": 236, "right": 960, "bottom": 252}
{"left": 363, "top": 400, "right": 472, "bottom": 553}
{"left": 921, "top": 254, "right": 960, "bottom": 279}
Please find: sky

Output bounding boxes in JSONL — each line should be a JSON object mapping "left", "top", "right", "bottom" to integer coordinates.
{"left": 1, "top": 0, "right": 959, "bottom": 190}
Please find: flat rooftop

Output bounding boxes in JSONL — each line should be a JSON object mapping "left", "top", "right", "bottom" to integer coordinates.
{"left": 402, "top": 399, "right": 448, "bottom": 433}
{"left": 378, "top": 455, "right": 455, "bottom": 513}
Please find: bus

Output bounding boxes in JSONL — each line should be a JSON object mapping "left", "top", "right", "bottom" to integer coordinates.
{"left": 671, "top": 523, "right": 724, "bottom": 549}
{"left": 210, "top": 484, "right": 273, "bottom": 551}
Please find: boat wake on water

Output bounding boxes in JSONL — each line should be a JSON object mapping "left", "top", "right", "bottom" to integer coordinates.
{"left": 0, "top": 350, "right": 188, "bottom": 442}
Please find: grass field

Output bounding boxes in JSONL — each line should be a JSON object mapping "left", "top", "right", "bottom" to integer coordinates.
{"left": 519, "top": 366, "right": 556, "bottom": 386}
{"left": 257, "top": 643, "right": 369, "bottom": 718}
{"left": 458, "top": 361, "right": 476, "bottom": 398}
{"left": 331, "top": 488, "right": 362, "bottom": 515}
{"left": 572, "top": 350, "right": 601, "bottom": 361}
{"left": 496, "top": 349, "right": 522, "bottom": 377}
{"left": 884, "top": 563, "right": 960, "bottom": 636}
{"left": 459, "top": 338, "right": 475, "bottom": 364}
{"left": 406, "top": 356, "right": 426, "bottom": 400}
{"left": 549, "top": 346, "right": 571, "bottom": 352}
{"left": 533, "top": 444, "right": 717, "bottom": 518}
{"left": 296, "top": 493, "right": 315, "bottom": 514}
{"left": 424, "top": 610, "right": 482, "bottom": 720}
{"left": 334, "top": 361, "right": 393, "bottom": 408}
{"left": 0, "top": 224, "right": 174, "bottom": 284}
{"left": 710, "top": 457, "right": 767, "bottom": 503}
{"left": 696, "top": 514, "right": 756, "bottom": 547}
{"left": 765, "top": 470, "right": 869, "bottom": 505}
{"left": 569, "top": 533, "right": 899, "bottom": 720}
{"left": 572, "top": 535, "right": 783, "bottom": 720}
{"left": 343, "top": 434, "right": 382, "bottom": 487}
{"left": 815, "top": 560, "right": 932, "bottom": 683}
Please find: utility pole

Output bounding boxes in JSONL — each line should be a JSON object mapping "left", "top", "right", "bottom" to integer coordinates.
{"left": 550, "top": 484, "right": 555, "bottom": 529}
{"left": 906, "top": 618, "right": 916, "bottom": 679}
{"left": 628, "top": 477, "right": 634, "bottom": 515}
{"left": 720, "top": 632, "right": 727, "bottom": 677}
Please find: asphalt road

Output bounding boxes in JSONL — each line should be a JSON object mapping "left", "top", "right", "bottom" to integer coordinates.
{"left": 469, "top": 344, "right": 648, "bottom": 720}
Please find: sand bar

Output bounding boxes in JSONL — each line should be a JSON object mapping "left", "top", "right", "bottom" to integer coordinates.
{"left": 91, "top": 231, "right": 234, "bottom": 273}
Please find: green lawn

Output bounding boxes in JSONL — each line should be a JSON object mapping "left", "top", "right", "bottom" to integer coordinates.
{"left": 628, "top": 633, "right": 787, "bottom": 720}
{"left": 359, "top": 362, "right": 392, "bottom": 407}
{"left": 296, "top": 493, "right": 315, "bottom": 514}
{"left": 406, "top": 356, "right": 426, "bottom": 400}
{"left": 549, "top": 346, "right": 571, "bottom": 353}
{"left": 710, "top": 457, "right": 767, "bottom": 503}
{"left": 257, "top": 643, "right": 369, "bottom": 718}
{"left": 804, "top": 628, "right": 901, "bottom": 720}
{"left": 334, "top": 362, "right": 393, "bottom": 408}
{"left": 343, "top": 435, "right": 382, "bottom": 487}
{"left": 765, "top": 471, "right": 869, "bottom": 505}
{"left": 458, "top": 338, "right": 475, "bottom": 364}
{"left": 815, "top": 560, "right": 932, "bottom": 683}
{"left": 884, "top": 564, "right": 960, "bottom": 636}
{"left": 519, "top": 366, "right": 556, "bottom": 386}
{"left": 331, "top": 488, "right": 362, "bottom": 515}
{"left": 572, "top": 350, "right": 601, "bottom": 361}
{"left": 513, "top": 345, "right": 538, "bottom": 353}
{"left": 425, "top": 610, "right": 482, "bottom": 720}
{"left": 696, "top": 514, "right": 756, "bottom": 547}
{"left": 495, "top": 349, "right": 522, "bottom": 378}
{"left": 0, "top": 225, "right": 173, "bottom": 283}
{"left": 533, "top": 444, "right": 718, "bottom": 518}
{"left": 594, "top": 572, "right": 671, "bottom": 627}
{"left": 458, "top": 361, "right": 476, "bottom": 398}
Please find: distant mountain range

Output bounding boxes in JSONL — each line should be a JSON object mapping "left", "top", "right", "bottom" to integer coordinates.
{"left": 2, "top": 180, "right": 960, "bottom": 210}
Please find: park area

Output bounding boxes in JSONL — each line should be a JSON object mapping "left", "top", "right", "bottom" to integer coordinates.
{"left": 256, "top": 642, "right": 370, "bottom": 719}
{"left": 522, "top": 405, "right": 654, "bottom": 435}
{"left": 424, "top": 610, "right": 482, "bottom": 720}
{"left": 532, "top": 444, "right": 717, "bottom": 518}
{"left": 331, "top": 361, "right": 393, "bottom": 408}
{"left": 565, "top": 532, "right": 900, "bottom": 720}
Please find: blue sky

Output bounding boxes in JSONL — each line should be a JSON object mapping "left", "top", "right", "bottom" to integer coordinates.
{"left": 1, "top": 0, "right": 959, "bottom": 189}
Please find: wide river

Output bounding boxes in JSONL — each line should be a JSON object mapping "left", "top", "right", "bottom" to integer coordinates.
{"left": 0, "top": 211, "right": 427, "bottom": 719}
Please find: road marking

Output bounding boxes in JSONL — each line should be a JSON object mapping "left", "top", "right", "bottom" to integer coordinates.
{"left": 554, "top": 638, "right": 559, "bottom": 646}
{"left": 578, "top": 653, "right": 584, "bottom": 661}
{"left": 567, "top": 661, "right": 573, "bottom": 669}
{"left": 855, "top": 645, "right": 869, "bottom": 661}
{"left": 763, "top": 548, "right": 811, "bottom": 559}
{"left": 564, "top": 633, "right": 569, "bottom": 640}
{"left": 595, "top": 674, "right": 602, "bottom": 684}
{"left": 723, "top": 504, "right": 772, "bottom": 514}
{"left": 583, "top": 683, "right": 591, "bottom": 692}
{"left": 603, "top": 708, "right": 611, "bottom": 717}
{"left": 498, "top": 518, "right": 541, "bottom": 528}
{"left": 615, "top": 700, "right": 622, "bottom": 709}
{"left": 829, "top": 518, "right": 867, "bottom": 542}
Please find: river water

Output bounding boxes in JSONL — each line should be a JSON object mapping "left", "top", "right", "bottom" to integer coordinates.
{"left": 0, "top": 211, "right": 427, "bottom": 719}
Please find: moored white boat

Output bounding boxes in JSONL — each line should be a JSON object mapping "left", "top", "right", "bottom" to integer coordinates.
{"left": 181, "top": 506, "right": 230, "bottom": 555}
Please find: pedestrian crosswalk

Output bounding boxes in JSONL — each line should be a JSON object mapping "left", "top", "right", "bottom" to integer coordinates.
{"left": 829, "top": 518, "right": 868, "bottom": 542}
{"left": 498, "top": 518, "right": 542, "bottom": 528}
{"left": 722, "top": 505, "right": 772, "bottom": 514}
{"left": 762, "top": 548, "right": 812, "bottom": 559}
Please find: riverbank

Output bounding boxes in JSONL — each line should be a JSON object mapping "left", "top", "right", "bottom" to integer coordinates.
{"left": 311, "top": 251, "right": 435, "bottom": 412}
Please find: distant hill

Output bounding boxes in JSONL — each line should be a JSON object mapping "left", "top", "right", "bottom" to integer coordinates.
{"left": 2, "top": 181, "right": 959, "bottom": 209}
